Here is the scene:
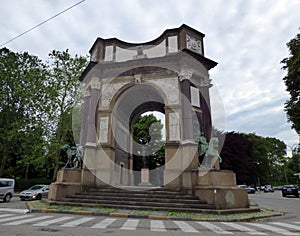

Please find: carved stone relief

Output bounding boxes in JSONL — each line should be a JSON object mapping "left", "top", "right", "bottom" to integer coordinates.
{"left": 150, "top": 77, "right": 179, "bottom": 105}
{"left": 169, "top": 112, "right": 180, "bottom": 141}
{"left": 100, "top": 80, "right": 129, "bottom": 110}
{"left": 178, "top": 69, "right": 193, "bottom": 82}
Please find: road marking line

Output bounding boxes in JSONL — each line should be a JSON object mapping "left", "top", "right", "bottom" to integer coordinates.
{"left": 150, "top": 220, "right": 166, "bottom": 232}
{"left": 198, "top": 222, "right": 233, "bottom": 234}
{"left": 270, "top": 222, "right": 300, "bottom": 231}
{"left": 173, "top": 221, "right": 199, "bottom": 233}
{"left": 0, "top": 214, "right": 35, "bottom": 223}
{"left": 0, "top": 214, "right": 15, "bottom": 219}
{"left": 246, "top": 222, "right": 299, "bottom": 236}
{"left": 0, "top": 208, "right": 29, "bottom": 214}
{"left": 222, "top": 222, "right": 266, "bottom": 235}
{"left": 61, "top": 217, "right": 95, "bottom": 227}
{"left": 3, "top": 215, "right": 53, "bottom": 225}
{"left": 91, "top": 218, "right": 117, "bottom": 229}
{"left": 120, "top": 219, "right": 139, "bottom": 230}
{"left": 33, "top": 216, "right": 74, "bottom": 226}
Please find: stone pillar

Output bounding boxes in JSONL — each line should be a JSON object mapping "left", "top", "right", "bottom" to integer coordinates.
{"left": 80, "top": 89, "right": 90, "bottom": 146}
{"left": 179, "top": 69, "right": 194, "bottom": 140}
{"left": 86, "top": 78, "right": 101, "bottom": 145}
{"left": 82, "top": 78, "right": 101, "bottom": 189}
{"left": 199, "top": 78, "right": 212, "bottom": 141}
{"left": 181, "top": 140, "right": 199, "bottom": 194}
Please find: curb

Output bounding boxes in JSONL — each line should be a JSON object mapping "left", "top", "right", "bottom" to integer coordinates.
{"left": 25, "top": 202, "right": 284, "bottom": 222}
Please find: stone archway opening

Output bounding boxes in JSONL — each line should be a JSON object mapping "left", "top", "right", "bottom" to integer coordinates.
{"left": 112, "top": 83, "right": 167, "bottom": 186}
{"left": 131, "top": 110, "right": 166, "bottom": 186}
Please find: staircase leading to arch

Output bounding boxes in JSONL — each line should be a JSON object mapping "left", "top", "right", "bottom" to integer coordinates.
{"left": 50, "top": 187, "right": 216, "bottom": 213}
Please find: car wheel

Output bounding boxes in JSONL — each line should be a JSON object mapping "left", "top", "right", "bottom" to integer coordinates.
{"left": 282, "top": 193, "right": 286, "bottom": 197}
{"left": 4, "top": 194, "right": 12, "bottom": 202}
{"left": 36, "top": 194, "right": 42, "bottom": 200}
{"left": 295, "top": 193, "right": 299, "bottom": 198}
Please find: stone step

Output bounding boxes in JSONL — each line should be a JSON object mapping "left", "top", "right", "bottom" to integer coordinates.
{"left": 57, "top": 187, "right": 215, "bottom": 213}
{"left": 86, "top": 187, "right": 188, "bottom": 196}
{"left": 52, "top": 200, "right": 215, "bottom": 213}
{"left": 78, "top": 191, "right": 199, "bottom": 200}
{"left": 67, "top": 194, "right": 203, "bottom": 204}
{"left": 62, "top": 197, "right": 211, "bottom": 209}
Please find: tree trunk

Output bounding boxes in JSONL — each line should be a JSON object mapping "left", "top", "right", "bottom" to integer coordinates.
{"left": 25, "top": 163, "right": 30, "bottom": 180}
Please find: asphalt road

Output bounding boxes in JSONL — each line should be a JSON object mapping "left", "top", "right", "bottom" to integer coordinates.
{"left": 0, "top": 191, "right": 299, "bottom": 236}
{"left": 249, "top": 190, "right": 300, "bottom": 221}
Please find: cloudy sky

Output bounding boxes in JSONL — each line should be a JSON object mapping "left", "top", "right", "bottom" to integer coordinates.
{"left": 1, "top": 0, "right": 299, "bottom": 149}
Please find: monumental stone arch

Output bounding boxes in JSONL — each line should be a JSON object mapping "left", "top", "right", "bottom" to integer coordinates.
{"left": 49, "top": 24, "right": 251, "bottom": 210}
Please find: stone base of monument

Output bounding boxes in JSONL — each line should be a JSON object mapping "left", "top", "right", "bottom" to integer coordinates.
{"left": 48, "top": 169, "right": 82, "bottom": 201}
{"left": 138, "top": 168, "right": 153, "bottom": 186}
{"left": 195, "top": 170, "right": 250, "bottom": 210}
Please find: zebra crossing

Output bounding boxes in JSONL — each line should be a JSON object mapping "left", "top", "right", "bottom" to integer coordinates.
{"left": 0, "top": 211, "right": 299, "bottom": 235}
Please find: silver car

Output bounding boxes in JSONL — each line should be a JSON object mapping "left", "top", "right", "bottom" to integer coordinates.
{"left": 20, "top": 185, "right": 50, "bottom": 201}
{"left": 0, "top": 178, "right": 15, "bottom": 202}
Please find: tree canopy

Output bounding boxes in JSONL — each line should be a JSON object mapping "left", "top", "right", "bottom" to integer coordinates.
{"left": 132, "top": 114, "right": 165, "bottom": 170}
{"left": 0, "top": 48, "right": 87, "bottom": 180}
{"left": 282, "top": 30, "right": 300, "bottom": 135}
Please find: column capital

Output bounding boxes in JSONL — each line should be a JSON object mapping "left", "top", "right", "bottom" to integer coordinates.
{"left": 90, "top": 77, "right": 101, "bottom": 90}
{"left": 178, "top": 69, "right": 193, "bottom": 82}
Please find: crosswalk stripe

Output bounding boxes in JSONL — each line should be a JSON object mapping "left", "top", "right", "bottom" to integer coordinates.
{"left": 33, "top": 216, "right": 74, "bottom": 227}
{"left": 246, "top": 222, "right": 299, "bottom": 236}
{"left": 91, "top": 218, "right": 117, "bottom": 229}
{"left": 120, "top": 219, "right": 139, "bottom": 230}
{"left": 3, "top": 215, "right": 54, "bottom": 226}
{"left": 198, "top": 222, "right": 233, "bottom": 234}
{"left": 0, "top": 208, "right": 29, "bottom": 214}
{"left": 0, "top": 214, "right": 15, "bottom": 219}
{"left": 173, "top": 221, "right": 199, "bottom": 233}
{"left": 222, "top": 222, "right": 267, "bottom": 235}
{"left": 61, "top": 217, "right": 95, "bottom": 227}
{"left": 270, "top": 222, "right": 300, "bottom": 231}
{"left": 0, "top": 214, "right": 35, "bottom": 223}
{"left": 150, "top": 220, "right": 166, "bottom": 232}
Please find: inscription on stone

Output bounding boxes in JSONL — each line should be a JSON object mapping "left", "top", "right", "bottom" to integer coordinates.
{"left": 99, "top": 116, "right": 109, "bottom": 143}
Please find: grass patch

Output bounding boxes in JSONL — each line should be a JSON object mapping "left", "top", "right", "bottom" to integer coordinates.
{"left": 133, "top": 210, "right": 152, "bottom": 215}
{"left": 27, "top": 200, "right": 283, "bottom": 221}
{"left": 28, "top": 200, "right": 116, "bottom": 213}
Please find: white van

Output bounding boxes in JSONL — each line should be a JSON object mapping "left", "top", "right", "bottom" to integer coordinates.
{"left": 0, "top": 178, "right": 15, "bottom": 202}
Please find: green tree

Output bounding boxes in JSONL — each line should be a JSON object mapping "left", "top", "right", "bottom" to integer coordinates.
{"left": 0, "top": 48, "right": 48, "bottom": 177}
{"left": 281, "top": 30, "right": 300, "bottom": 135}
{"left": 220, "top": 132, "right": 253, "bottom": 185}
{"left": 44, "top": 50, "right": 88, "bottom": 180}
{"left": 132, "top": 114, "right": 165, "bottom": 170}
{"left": 243, "top": 133, "right": 286, "bottom": 185}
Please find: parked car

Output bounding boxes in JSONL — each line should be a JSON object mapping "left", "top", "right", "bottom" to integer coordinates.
{"left": 238, "top": 185, "right": 256, "bottom": 194}
{"left": 264, "top": 185, "right": 274, "bottom": 192}
{"left": 282, "top": 185, "right": 299, "bottom": 198}
{"left": 20, "top": 185, "right": 50, "bottom": 201}
{"left": 0, "top": 178, "right": 15, "bottom": 202}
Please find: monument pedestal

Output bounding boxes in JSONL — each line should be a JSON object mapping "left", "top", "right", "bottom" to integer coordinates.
{"left": 195, "top": 170, "right": 249, "bottom": 209}
{"left": 48, "top": 169, "right": 82, "bottom": 201}
{"left": 139, "top": 168, "right": 152, "bottom": 186}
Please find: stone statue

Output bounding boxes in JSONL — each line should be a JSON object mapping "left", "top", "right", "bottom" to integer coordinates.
{"left": 61, "top": 144, "right": 83, "bottom": 169}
